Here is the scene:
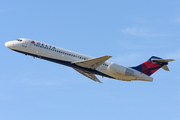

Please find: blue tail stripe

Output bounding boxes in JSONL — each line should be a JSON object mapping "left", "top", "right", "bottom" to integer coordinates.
{"left": 131, "top": 65, "right": 142, "bottom": 73}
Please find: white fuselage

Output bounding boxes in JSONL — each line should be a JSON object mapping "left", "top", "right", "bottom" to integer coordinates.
{"left": 5, "top": 38, "right": 153, "bottom": 82}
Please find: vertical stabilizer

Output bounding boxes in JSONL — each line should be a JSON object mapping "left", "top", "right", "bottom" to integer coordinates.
{"left": 131, "top": 56, "right": 174, "bottom": 76}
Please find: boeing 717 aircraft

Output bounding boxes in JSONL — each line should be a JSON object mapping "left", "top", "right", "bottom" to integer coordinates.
{"left": 5, "top": 38, "right": 174, "bottom": 83}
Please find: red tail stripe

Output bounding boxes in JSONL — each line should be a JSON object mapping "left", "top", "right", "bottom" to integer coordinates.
{"left": 143, "top": 61, "right": 154, "bottom": 68}
{"left": 149, "top": 68, "right": 161, "bottom": 76}
{"left": 141, "top": 61, "right": 162, "bottom": 75}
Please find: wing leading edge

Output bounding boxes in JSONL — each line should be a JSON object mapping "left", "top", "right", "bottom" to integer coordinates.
{"left": 72, "top": 55, "right": 111, "bottom": 69}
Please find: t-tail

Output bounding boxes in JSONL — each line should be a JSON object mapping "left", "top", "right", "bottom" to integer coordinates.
{"left": 131, "top": 56, "right": 174, "bottom": 76}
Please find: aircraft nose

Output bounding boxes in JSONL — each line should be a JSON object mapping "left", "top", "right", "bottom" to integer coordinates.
{"left": 5, "top": 41, "right": 13, "bottom": 49}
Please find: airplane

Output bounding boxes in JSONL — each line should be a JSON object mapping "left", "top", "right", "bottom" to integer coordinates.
{"left": 5, "top": 38, "right": 174, "bottom": 83}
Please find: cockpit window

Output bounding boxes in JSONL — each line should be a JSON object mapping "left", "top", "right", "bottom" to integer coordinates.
{"left": 16, "top": 39, "right": 22, "bottom": 42}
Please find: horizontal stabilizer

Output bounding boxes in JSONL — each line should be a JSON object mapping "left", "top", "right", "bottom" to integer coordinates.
{"left": 74, "top": 68, "right": 102, "bottom": 83}
{"left": 152, "top": 59, "right": 175, "bottom": 63}
{"left": 152, "top": 58, "right": 174, "bottom": 71}
{"left": 72, "top": 55, "right": 111, "bottom": 69}
{"left": 162, "top": 65, "right": 170, "bottom": 71}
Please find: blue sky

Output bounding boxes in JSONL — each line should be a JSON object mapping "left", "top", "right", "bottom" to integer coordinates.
{"left": 1, "top": 0, "right": 180, "bottom": 120}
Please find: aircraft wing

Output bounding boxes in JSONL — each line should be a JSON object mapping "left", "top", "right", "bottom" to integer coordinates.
{"left": 72, "top": 55, "right": 111, "bottom": 69}
{"left": 73, "top": 68, "right": 102, "bottom": 83}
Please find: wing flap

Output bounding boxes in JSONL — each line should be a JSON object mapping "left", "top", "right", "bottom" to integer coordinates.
{"left": 74, "top": 68, "right": 102, "bottom": 83}
{"left": 72, "top": 55, "right": 111, "bottom": 69}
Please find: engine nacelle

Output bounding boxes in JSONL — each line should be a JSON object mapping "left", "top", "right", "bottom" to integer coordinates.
{"left": 108, "top": 63, "right": 135, "bottom": 76}
{"left": 108, "top": 62, "right": 153, "bottom": 81}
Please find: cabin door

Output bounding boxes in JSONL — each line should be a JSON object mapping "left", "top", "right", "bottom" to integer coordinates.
{"left": 22, "top": 40, "right": 28, "bottom": 48}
